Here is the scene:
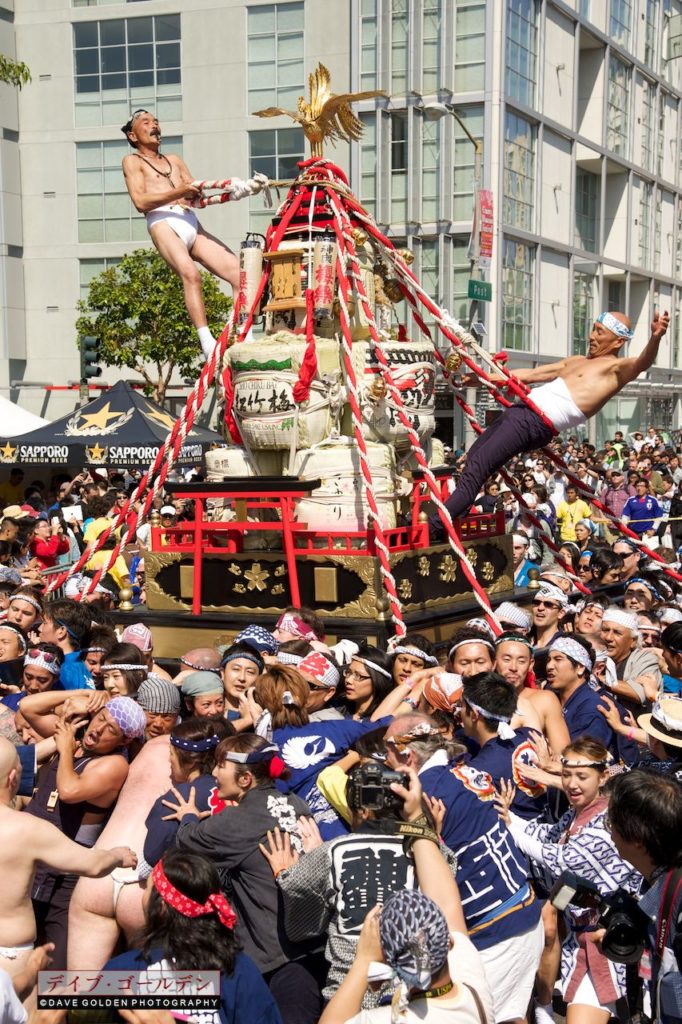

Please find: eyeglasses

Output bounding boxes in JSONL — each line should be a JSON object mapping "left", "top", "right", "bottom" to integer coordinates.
{"left": 346, "top": 669, "right": 372, "bottom": 682}
{"left": 28, "top": 647, "right": 58, "bottom": 663}
{"left": 533, "top": 600, "right": 561, "bottom": 610}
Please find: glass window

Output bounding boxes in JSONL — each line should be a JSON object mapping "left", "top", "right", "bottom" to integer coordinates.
{"left": 503, "top": 111, "right": 535, "bottom": 233}
{"left": 452, "top": 235, "right": 470, "bottom": 322}
{"left": 505, "top": 0, "right": 538, "bottom": 108}
{"left": 455, "top": 1, "right": 485, "bottom": 92}
{"left": 574, "top": 169, "right": 600, "bottom": 252}
{"left": 422, "top": 118, "right": 440, "bottom": 222}
{"left": 644, "top": 0, "right": 659, "bottom": 66}
{"left": 572, "top": 272, "right": 594, "bottom": 355}
{"left": 79, "top": 257, "right": 122, "bottom": 300}
{"left": 420, "top": 238, "right": 439, "bottom": 334}
{"left": 610, "top": 0, "right": 632, "bottom": 48}
{"left": 359, "top": 112, "right": 377, "bottom": 215}
{"left": 361, "top": 0, "right": 378, "bottom": 90}
{"left": 248, "top": 128, "right": 305, "bottom": 231}
{"left": 391, "top": 0, "right": 409, "bottom": 94}
{"left": 640, "top": 79, "right": 655, "bottom": 171}
{"left": 638, "top": 179, "right": 653, "bottom": 267}
{"left": 73, "top": 14, "right": 181, "bottom": 127}
{"left": 247, "top": 2, "right": 304, "bottom": 111}
{"left": 654, "top": 188, "right": 663, "bottom": 272}
{"left": 502, "top": 238, "right": 534, "bottom": 351}
{"left": 390, "top": 111, "right": 408, "bottom": 222}
{"left": 423, "top": 0, "right": 441, "bottom": 93}
{"left": 676, "top": 199, "right": 682, "bottom": 276}
{"left": 452, "top": 104, "right": 483, "bottom": 222}
{"left": 673, "top": 292, "right": 680, "bottom": 367}
{"left": 607, "top": 55, "right": 630, "bottom": 158}
{"left": 77, "top": 136, "right": 181, "bottom": 243}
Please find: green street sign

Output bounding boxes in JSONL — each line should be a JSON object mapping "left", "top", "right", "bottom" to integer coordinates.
{"left": 468, "top": 279, "right": 492, "bottom": 302}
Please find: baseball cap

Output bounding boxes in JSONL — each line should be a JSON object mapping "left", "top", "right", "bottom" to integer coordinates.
{"left": 160, "top": 505, "right": 176, "bottom": 516}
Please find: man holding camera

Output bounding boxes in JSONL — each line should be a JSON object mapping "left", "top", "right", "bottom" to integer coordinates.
{"left": 608, "top": 771, "right": 682, "bottom": 1023}
{"left": 261, "top": 755, "right": 458, "bottom": 1010}
{"left": 383, "top": 714, "right": 543, "bottom": 1024}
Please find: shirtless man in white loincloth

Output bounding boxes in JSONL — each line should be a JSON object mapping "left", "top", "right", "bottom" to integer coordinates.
{"left": 121, "top": 110, "right": 265, "bottom": 360}
{"left": 0, "top": 738, "right": 136, "bottom": 981}
{"left": 430, "top": 310, "right": 669, "bottom": 538}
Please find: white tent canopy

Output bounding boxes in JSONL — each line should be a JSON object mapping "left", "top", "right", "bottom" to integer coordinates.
{"left": 0, "top": 395, "right": 48, "bottom": 435}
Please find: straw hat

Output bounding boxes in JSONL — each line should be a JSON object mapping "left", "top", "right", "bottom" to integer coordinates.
{"left": 638, "top": 696, "right": 682, "bottom": 749}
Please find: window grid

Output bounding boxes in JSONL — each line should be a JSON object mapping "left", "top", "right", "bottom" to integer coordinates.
{"left": 80, "top": 257, "right": 122, "bottom": 301}
{"left": 503, "top": 111, "right": 535, "bottom": 233}
{"left": 360, "top": 0, "right": 378, "bottom": 90}
{"left": 452, "top": 235, "right": 470, "bottom": 323}
{"left": 247, "top": 3, "right": 304, "bottom": 112}
{"left": 452, "top": 105, "right": 483, "bottom": 221}
{"left": 607, "top": 55, "right": 631, "bottom": 158}
{"left": 657, "top": 91, "right": 666, "bottom": 178}
{"left": 454, "top": 0, "right": 485, "bottom": 93}
{"left": 502, "top": 238, "right": 534, "bottom": 351}
{"left": 638, "top": 179, "right": 653, "bottom": 267}
{"left": 610, "top": 0, "right": 632, "bottom": 47}
{"left": 673, "top": 292, "right": 681, "bottom": 367}
{"left": 505, "top": 0, "right": 538, "bottom": 108}
{"left": 422, "top": 118, "right": 440, "bottom": 223}
{"left": 422, "top": 0, "right": 441, "bottom": 93}
{"left": 391, "top": 111, "right": 408, "bottom": 223}
{"left": 77, "top": 136, "right": 181, "bottom": 243}
{"left": 419, "top": 238, "right": 440, "bottom": 332}
{"left": 391, "top": 0, "right": 409, "bottom": 94}
{"left": 359, "top": 112, "right": 377, "bottom": 216}
{"left": 654, "top": 188, "right": 663, "bottom": 272}
{"left": 644, "top": 0, "right": 658, "bottom": 66}
{"left": 73, "top": 15, "right": 181, "bottom": 128}
{"left": 676, "top": 200, "right": 682, "bottom": 276}
{"left": 248, "top": 128, "right": 305, "bottom": 232}
{"left": 575, "top": 169, "right": 599, "bottom": 252}
{"left": 640, "top": 79, "right": 655, "bottom": 172}
{"left": 572, "top": 273, "right": 594, "bottom": 355}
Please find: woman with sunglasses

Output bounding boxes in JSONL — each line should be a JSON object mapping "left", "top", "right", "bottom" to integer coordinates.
{"left": 496, "top": 738, "right": 642, "bottom": 1024}
{"left": 104, "top": 849, "right": 281, "bottom": 1024}
{"left": 161, "top": 733, "right": 325, "bottom": 1024}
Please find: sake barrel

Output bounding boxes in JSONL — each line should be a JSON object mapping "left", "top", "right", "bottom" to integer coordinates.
{"left": 349, "top": 337, "right": 437, "bottom": 450}
{"left": 293, "top": 437, "right": 397, "bottom": 531}
{"left": 228, "top": 332, "right": 343, "bottom": 450}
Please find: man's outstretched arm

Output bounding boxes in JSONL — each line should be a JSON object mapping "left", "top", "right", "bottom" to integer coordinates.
{"left": 468, "top": 357, "right": 574, "bottom": 388}
{"left": 617, "top": 311, "right": 670, "bottom": 385}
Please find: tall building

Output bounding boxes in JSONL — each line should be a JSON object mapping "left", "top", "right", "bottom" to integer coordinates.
{"left": 1, "top": 0, "right": 681, "bottom": 446}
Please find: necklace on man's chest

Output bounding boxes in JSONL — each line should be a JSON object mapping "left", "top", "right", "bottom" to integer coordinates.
{"left": 136, "top": 152, "right": 175, "bottom": 188}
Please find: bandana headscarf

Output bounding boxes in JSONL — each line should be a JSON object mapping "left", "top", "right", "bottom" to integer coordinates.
{"left": 220, "top": 645, "right": 264, "bottom": 674}
{"left": 105, "top": 696, "right": 147, "bottom": 740}
{"left": 602, "top": 607, "right": 639, "bottom": 634}
{"left": 495, "top": 602, "right": 532, "bottom": 630}
{"left": 380, "top": 890, "right": 449, "bottom": 1023}
{"left": 625, "top": 577, "right": 661, "bottom": 603}
{"left": 235, "top": 625, "right": 279, "bottom": 656}
{"left": 275, "top": 612, "right": 317, "bottom": 641}
{"left": 170, "top": 732, "right": 220, "bottom": 753}
{"left": 596, "top": 311, "right": 633, "bottom": 339}
{"left": 423, "top": 671, "right": 463, "bottom": 713}
{"left": 151, "top": 859, "right": 237, "bottom": 930}
{"left": 533, "top": 584, "right": 568, "bottom": 609}
{"left": 24, "top": 648, "right": 60, "bottom": 675}
{"left": 298, "top": 651, "right": 340, "bottom": 688}
{"left": 392, "top": 645, "right": 438, "bottom": 667}
{"left": 549, "top": 636, "right": 593, "bottom": 673}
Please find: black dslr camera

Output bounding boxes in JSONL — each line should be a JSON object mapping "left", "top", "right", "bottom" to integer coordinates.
{"left": 549, "top": 870, "right": 648, "bottom": 964}
{"left": 346, "top": 763, "right": 405, "bottom": 814}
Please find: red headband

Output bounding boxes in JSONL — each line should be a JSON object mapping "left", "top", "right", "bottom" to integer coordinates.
{"left": 152, "top": 860, "right": 237, "bottom": 930}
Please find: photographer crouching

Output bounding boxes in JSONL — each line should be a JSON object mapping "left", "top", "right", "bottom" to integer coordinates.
{"left": 607, "top": 770, "right": 682, "bottom": 1024}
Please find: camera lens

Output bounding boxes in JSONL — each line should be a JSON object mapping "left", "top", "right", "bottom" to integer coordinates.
{"left": 601, "top": 912, "right": 644, "bottom": 965}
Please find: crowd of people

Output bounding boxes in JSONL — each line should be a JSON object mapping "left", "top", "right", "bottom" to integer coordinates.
{"left": 0, "top": 425, "right": 681, "bottom": 1024}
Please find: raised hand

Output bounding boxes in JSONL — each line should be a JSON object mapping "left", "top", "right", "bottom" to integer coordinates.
{"left": 259, "top": 827, "right": 300, "bottom": 877}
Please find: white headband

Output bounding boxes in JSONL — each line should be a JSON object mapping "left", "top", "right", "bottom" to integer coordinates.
{"left": 448, "top": 637, "right": 495, "bottom": 661}
{"left": 355, "top": 656, "right": 392, "bottom": 679}
{"left": 9, "top": 595, "right": 42, "bottom": 613}
{"left": 533, "top": 584, "right": 568, "bottom": 609}
{"left": 24, "top": 651, "right": 60, "bottom": 675}
{"left": 549, "top": 636, "right": 593, "bottom": 672}
{"left": 392, "top": 645, "right": 439, "bottom": 666}
{"left": 100, "top": 663, "right": 148, "bottom": 675}
{"left": 602, "top": 607, "right": 639, "bottom": 634}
